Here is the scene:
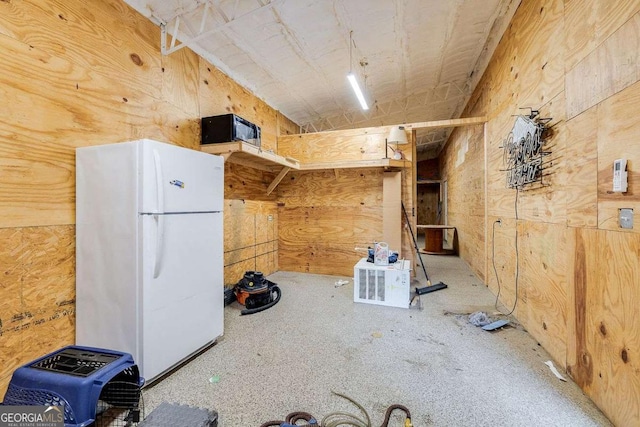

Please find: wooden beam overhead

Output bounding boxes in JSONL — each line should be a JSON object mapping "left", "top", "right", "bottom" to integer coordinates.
{"left": 403, "top": 116, "right": 488, "bottom": 130}
{"left": 282, "top": 116, "right": 488, "bottom": 139}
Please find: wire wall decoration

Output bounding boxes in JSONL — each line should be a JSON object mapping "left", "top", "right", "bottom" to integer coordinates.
{"left": 502, "top": 109, "right": 552, "bottom": 189}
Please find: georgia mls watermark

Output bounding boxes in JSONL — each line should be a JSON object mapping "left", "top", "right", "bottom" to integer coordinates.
{"left": 0, "top": 406, "right": 64, "bottom": 427}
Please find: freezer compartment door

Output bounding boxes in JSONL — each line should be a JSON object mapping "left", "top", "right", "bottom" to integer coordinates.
{"left": 140, "top": 212, "right": 223, "bottom": 382}
{"left": 139, "top": 139, "right": 224, "bottom": 214}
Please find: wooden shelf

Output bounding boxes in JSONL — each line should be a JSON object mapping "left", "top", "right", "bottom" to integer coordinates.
{"left": 416, "top": 224, "right": 455, "bottom": 229}
{"left": 201, "top": 142, "right": 412, "bottom": 172}
{"left": 200, "top": 142, "right": 300, "bottom": 172}
{"left": 300, "top": 158, "right": 410, "bottom": 171}
{"left": 417, "top": 179, "right": 441, "bottom": 184}
{"left": 201, "top": 142, "right": 410, "bottom": 194}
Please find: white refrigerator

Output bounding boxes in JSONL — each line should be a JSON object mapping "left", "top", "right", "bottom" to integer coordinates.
{"left": 75, "top": 139, "right": 224, "bottom": 383}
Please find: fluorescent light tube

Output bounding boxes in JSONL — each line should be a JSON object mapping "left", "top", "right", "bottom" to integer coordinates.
{"left": 347, "top": 73, "right": 369, "bottom": 110}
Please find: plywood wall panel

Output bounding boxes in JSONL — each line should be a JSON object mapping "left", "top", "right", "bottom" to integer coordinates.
{"left": 0, "top": 63, "right": 198, "bottom": 150}
{"left": 484, "top": 24, "right": 518, "bottom": 119}
{"left": 0, "top": 32, "right": 199, "bottom": 228}
{"left": 517, "top": 221, "right": 569, "bottom": 366}
{"left": 161, "top": 48, "right": 201, "bottom": 119}
{"left": 224, "top": 162, "right": 277, "bottom": 201}
{"left": 277, "top": 112, "right": 301, "bottom": 137}
{"left": 223, "top": 200, "right": 278, "bottom": 286}
{"left": 448, "top": 211, "right": 485, "bottom": 280}
{"left": 563, "top": 0, "right": 598, "bottom": 72}
{"left": 278, "top": 128, "right": 387, "bottom": 163}
{"left": 417, "top": 185, "right": 439, "bottom": 225}
{"left": 0, "top": 229, "right": 23, "bottom": 323}
{"left": 279, "top": 207, "right": 382, "bottom": 244}
{"left": 584, "top": 230, "right": 640, "bottom": 427}
{"left": 565, "top": 107, "right": 598, "bottom": 228}
{"left": 566, "top": 12, "right": 640, "bottom": 119}
{"left": 21, "top": 227, "right": 75, "bottom": 314}
{"left": 0, "top": 225, "right": 75, "bottom": 397}
{"left": 0, "top": 329, "right": 21, "bottom": 396}
{"left": 566, "top": 227, "right": 599, "bottom": 391}
{"left": 0, "top": 0, "right": 163, "bottom": 100}
{"left": 276, "top": 169, "right": 384, "bottom": 207}
{"left": 510, "top": 0, "right": 565, "bottom": 108}
{"left": 565, "top": 0, "right": 640, "bottom": 72}
{"left": 278, "top": 160, "right": 398, "bottom": 278}
{"left": 256, "top": 214, "right": 277, "bottom": 244}
{"left": 440, "top": 124, "right": 485, "bottom": 279}
{"left": 225, "top": 247, "right": 256, "bottom": 268}
{"left": 0, "top": 137, "right": 75, "bottom": 228}
{"left": 255, "top": 252, "right": 277, "bottom": 277}
{"left": 256, "top": 241, "right": 275, "bottom": 255}
{"left": 278, "top": 240, "right": 361, "bottom": 276}
{"left": 224, "top": 212, "right": 255, "bottom": 252}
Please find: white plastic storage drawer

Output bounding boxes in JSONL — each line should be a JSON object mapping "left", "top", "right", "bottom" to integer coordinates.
{"left": 353, "top": 258, "right": 411, "bottom": 308}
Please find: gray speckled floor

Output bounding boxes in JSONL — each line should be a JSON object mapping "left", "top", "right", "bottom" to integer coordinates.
{"left": 142, "top": 254, "right": 612, "bottom": 427}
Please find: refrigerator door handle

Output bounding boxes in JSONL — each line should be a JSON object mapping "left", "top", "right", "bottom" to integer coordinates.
{"left": 153, "top": 149, "right": 165, "bottom": 213}
{"left": 152, "top": 149, "right": 166, "bottom": 278}
{"left": 153, "top": 214, "right": 165, "bottom": 278}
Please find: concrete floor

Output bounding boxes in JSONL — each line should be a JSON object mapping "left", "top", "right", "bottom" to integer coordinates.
{"left": 142, "top": 253, "right": 612, "bottom": 427}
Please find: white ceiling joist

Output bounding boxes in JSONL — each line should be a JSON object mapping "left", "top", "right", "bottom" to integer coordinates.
{"left": 159, "top": 0, "right": 276, "bottom": 56}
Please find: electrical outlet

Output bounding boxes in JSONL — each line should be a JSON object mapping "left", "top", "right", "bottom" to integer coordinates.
{"left": 619, "top": 208, "right": 633, "bottom": 229}
{"left": 267, "top": 214, "right": 273, "bottom": 221}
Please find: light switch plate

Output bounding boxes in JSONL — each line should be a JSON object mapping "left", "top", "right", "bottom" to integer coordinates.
{"left": 619, "top": 208, "right": 634, "bottom": 229}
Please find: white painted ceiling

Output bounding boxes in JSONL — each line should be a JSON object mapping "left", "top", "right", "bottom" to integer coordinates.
{"left": 123, "top": 0, "right": 518, "bottom": 156}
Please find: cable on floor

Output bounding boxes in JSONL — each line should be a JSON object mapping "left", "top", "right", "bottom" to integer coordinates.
{"left": 258, "top": 391, "right": 412, "bottom": 427}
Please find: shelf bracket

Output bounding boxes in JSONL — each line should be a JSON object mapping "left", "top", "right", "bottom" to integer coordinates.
{"left": 267, "top": 166, "right": 291, "bottom": 195}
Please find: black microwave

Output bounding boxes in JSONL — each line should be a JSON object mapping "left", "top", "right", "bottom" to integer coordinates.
{"left": 201, "top": 114, "right": 261, "bottom": 147}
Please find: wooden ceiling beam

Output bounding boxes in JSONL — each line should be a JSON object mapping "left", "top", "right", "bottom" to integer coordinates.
{"left": 286, "top": 116, "right": 487, "bottom": 138}
{"left": 401, "top": 116, "right": 487, "bottom": 130}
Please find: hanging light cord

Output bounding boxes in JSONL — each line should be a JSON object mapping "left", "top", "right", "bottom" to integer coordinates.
{"left": 349, "top": 30, "right": 354, "bottom": 73}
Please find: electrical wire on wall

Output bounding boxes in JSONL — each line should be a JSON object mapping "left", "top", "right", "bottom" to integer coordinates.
{"left": 492, "top": 188, "right": 520, "bottom": 316}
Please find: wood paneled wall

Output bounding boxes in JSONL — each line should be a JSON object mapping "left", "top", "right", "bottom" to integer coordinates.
{"left": 224, "top": 200, "right": 278, "bottom": 287}
{"left": 277, "top": 129, "right": 415, "bottom": 276}
{"left": 417, "top": 184, "right": 439, "bottom": 225}
{"left": 0, "top": 0, "right": 294, "bottom": 396}
{"left": 440, "top": 124, "right": 486, "bottom": 277}
{"left": 416, "top": 159, "right": 441, "bottom": 227}
{"left": 440, "top": 1, "right": 640, "bottom": 425}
